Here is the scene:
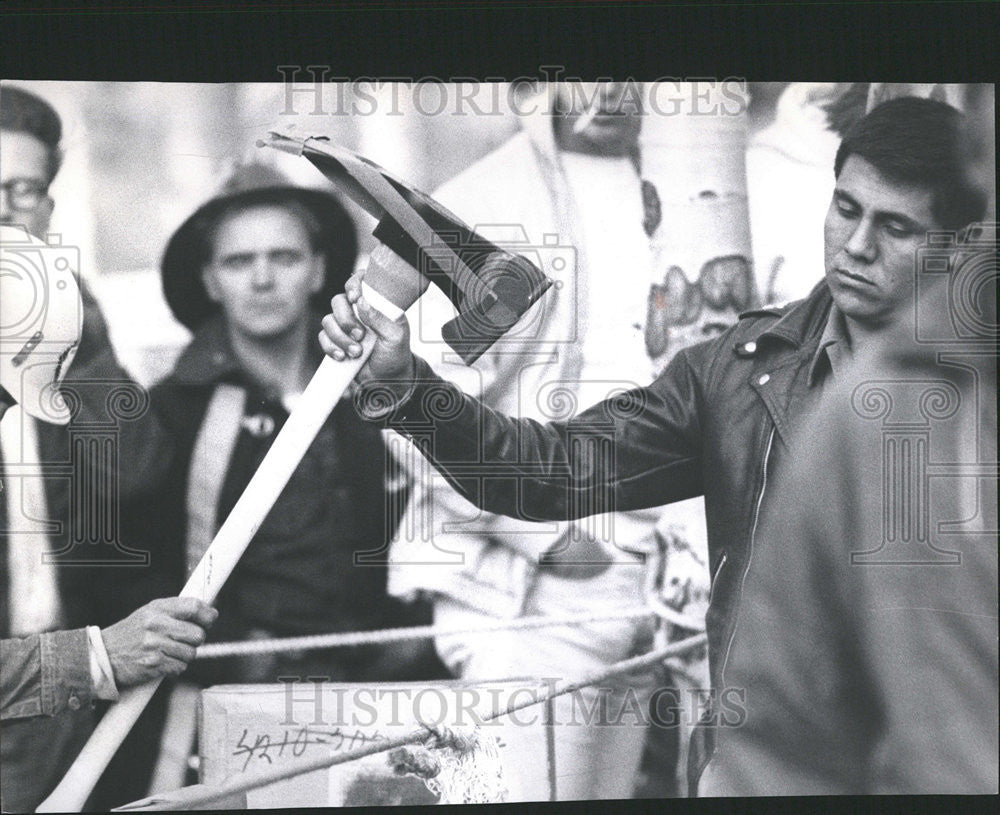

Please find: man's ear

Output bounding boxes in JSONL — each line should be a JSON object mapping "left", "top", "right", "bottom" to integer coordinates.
{"left": 309, "top": 251, "right": 326, "bottom": 294}
{"left": 201, "top": 264, "right": 221, "bottom": 302}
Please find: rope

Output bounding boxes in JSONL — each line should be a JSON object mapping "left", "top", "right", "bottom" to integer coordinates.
{"left": 195, "top": 603, "right": 705, "bottom": 659}
{"left": 119, "top": 631, "right": 707, "bottom": 810}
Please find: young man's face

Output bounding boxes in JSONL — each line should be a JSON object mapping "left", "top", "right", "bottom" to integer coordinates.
{"left": 0, "top": 130, "right": 55, "bottom": 238}
{"left": 202, "top": 204, "right": 324, "bottom": 343}
{"left": 824, "top": 155, "right": 943, "bottom": 335}
{"left": 553, "top": 81, "right": 642, "bottom": 157}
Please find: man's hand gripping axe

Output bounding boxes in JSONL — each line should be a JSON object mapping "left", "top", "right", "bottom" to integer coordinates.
{"left": 38, "top": 135, "right": 551, "bottom": 812}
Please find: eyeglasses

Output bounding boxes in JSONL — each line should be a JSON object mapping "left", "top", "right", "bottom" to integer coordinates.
{"left": 0, "top": 179, "right": 50, "bottom": 212}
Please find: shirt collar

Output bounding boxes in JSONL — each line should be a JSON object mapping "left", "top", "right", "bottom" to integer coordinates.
{"left": 808, "top": 301, "right": 853, "bottom": 386}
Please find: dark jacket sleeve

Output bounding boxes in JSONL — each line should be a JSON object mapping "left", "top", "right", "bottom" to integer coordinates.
{"left": 367, "top": 345, "right": 706, "bottom": 521}
{"left": 1, "top": 629, "right": 94, "bottom": 720}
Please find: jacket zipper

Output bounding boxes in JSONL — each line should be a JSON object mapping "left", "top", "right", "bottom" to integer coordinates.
{"left": 720, "top": 425, "right": 775, "bottom": 686}
{"left": 709, "top": 552, "right": 728, "bottom": 599}
{"left": 692, "top": 424, "right": 778, "bottom": 794}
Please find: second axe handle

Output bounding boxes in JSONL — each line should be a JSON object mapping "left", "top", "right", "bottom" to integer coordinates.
{"left": 37, "top": 320, "right": 382, "bottom": 812}
{"left": 39, "top": 242, "right": 425, "bottom": 812}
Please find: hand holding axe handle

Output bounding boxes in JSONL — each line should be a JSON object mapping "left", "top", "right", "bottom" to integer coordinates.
{"left": 38, "top": 136, "right": 551, "bottom": 812}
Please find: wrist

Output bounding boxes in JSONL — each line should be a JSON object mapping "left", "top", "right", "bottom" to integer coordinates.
{"left": 88, "top": 626, "right": 120, "bottom": 700}
{"left": 356, "top": 359, "right": 417, "bottom": 420}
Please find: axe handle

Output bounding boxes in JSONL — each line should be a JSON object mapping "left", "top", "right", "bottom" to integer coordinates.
{"left": 39, "top": 244, "right": 420, "bottom": 812}
{"left": 37, "top": 341, "right": 376, "bottom": 813}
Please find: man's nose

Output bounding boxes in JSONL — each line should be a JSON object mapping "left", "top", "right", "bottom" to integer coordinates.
{"left": 251, "top": 258, "right": 276, "bottom": 288}
{"left": 844, "top": 218, "right": 878, "bottom": 262}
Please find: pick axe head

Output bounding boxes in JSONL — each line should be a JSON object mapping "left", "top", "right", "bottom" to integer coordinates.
{"left": 260, "top": 133, "right": 552, "bottom": 364}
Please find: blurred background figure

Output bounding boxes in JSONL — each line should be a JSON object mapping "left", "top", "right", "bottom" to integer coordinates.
{"left": 115, "top": 163, "right": 446, "bottom": 797}
{"left": 386, "top": 80, "right": 667, "bottom": 801}
{"left": 1, "top": 86, "right": 213, "bottom": 813}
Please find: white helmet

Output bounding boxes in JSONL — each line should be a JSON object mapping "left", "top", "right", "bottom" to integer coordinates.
{"left": 0, "top": 225, "right": 83, "bottom": 424}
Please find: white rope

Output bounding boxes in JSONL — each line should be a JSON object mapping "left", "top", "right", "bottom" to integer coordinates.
{"left": 116, "top": 632, "right": 708, "bottom": 811}
{"left": 195, "top": 602, "right": 705, "bottom": 659}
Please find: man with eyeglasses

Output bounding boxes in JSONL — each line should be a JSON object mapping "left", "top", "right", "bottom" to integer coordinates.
{"left": 1, "top": 84, "right": 217, "bottom": 813}
{"left": 0, "top": 173, "right": 54, "bottom": 230}
{"left": 0, "top": 103, "right": 60, "bottom": 239}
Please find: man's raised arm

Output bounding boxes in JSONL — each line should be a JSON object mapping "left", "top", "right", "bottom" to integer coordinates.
{"left": 320, "top": 271, "right": 704, "bottom": 523}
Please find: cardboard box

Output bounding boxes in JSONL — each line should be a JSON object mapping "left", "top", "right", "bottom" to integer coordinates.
{"left": 199, "top": 679, "right": 556, "bottom": 806}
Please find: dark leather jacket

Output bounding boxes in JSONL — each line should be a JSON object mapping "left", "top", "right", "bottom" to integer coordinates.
{"left": 700, "top": 338, "right": 997, "bottom": 794}
{"left": 370, "top": 280, "right": 836, "bottom": 790}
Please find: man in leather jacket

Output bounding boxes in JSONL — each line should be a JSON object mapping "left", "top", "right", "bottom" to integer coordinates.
{"left": 319, "top": 97, "right": 989, "bottom": 794}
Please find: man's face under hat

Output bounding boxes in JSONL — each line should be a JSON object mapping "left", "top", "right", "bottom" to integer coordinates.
{"left": 200, "top": 202, "right": 325, "bottom": 342}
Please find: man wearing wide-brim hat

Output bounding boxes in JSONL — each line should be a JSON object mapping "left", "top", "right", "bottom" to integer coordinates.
{"left": 161, "top": 162, "right": 358, "bottom": 339}
{"left": 119, "top": 163, "right": 442, "bottom": 792}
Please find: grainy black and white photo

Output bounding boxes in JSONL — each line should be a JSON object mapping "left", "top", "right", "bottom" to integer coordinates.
{"left": 1, "top": 14, "right": 996, "bottom": 810}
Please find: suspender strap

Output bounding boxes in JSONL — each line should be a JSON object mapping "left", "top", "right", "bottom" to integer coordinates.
{"left": 185, "top": 384, "right": 246, "bottom": 576}
{"left": 152, "top": 384, "right": 247, "bottom": 798}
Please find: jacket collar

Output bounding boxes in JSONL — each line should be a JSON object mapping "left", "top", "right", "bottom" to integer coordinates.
{"left": 170, "top": 316, "right": 243, "bottom": 387}
{"left": 757, "top": 279, "right": 833, "bottom": 350}
{"left": 747, "top": 281, "right": 835, "bottom": 446}
{"left": 807, "top": 301, "right": 853, "bottom": 386}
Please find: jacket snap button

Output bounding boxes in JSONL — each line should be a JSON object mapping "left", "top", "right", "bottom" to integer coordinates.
{"left": 67, "top": 694, "right": 82, "bottom": 710}
{"left": 758, "top": 373, "right": 770, "bottom": 385}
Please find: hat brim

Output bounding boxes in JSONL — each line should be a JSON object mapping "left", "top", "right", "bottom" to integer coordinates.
{"left": 161, "top": 186, "right": 358, "bottom": 331}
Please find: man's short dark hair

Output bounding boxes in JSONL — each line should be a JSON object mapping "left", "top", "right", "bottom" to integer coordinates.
{"left": 0, "top": 85, "right": 63, "bottom": 183}
{"left": 834, "top": 96, "right": 986, "bottom": 231}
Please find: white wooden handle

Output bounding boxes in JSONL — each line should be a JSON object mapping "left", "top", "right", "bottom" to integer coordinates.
{"left": 37, "top": 340, "right": 375, "bottom": 812}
